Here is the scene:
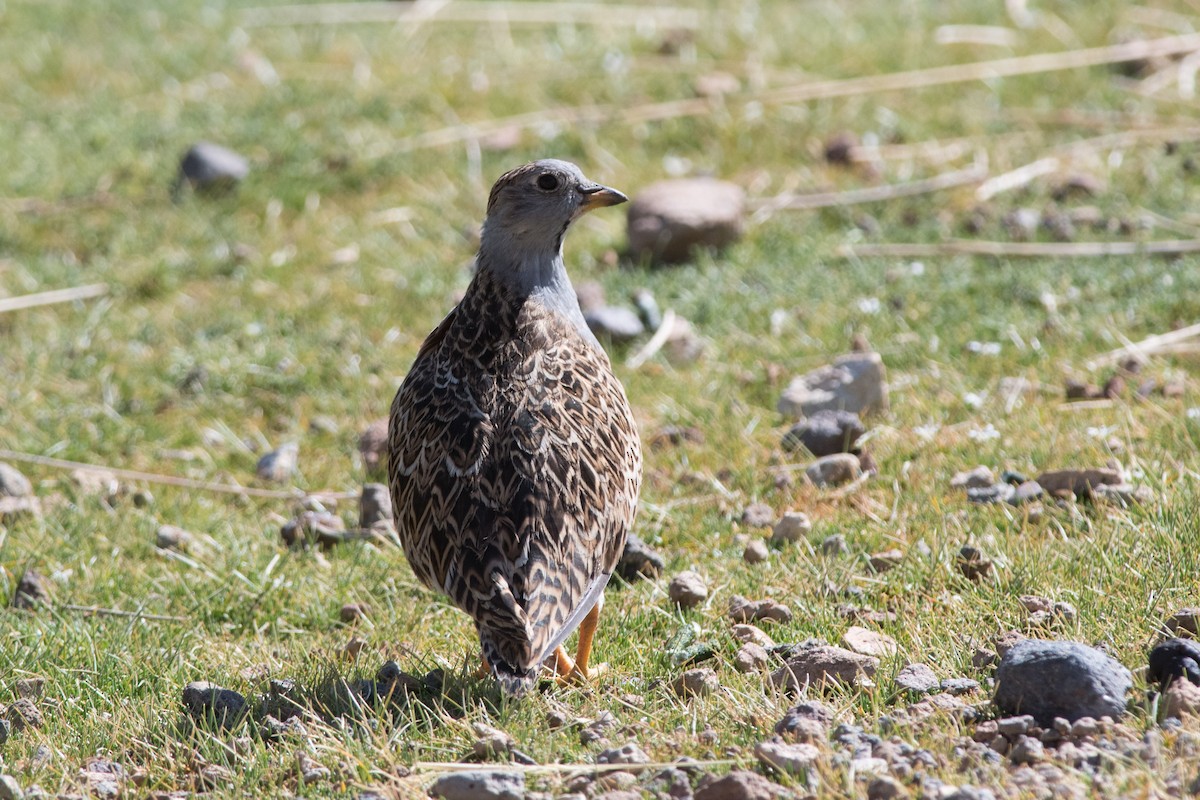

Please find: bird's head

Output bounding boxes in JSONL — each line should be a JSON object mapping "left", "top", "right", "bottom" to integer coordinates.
{"left": 480, "top": 159, "right": 627, "bottom": 261}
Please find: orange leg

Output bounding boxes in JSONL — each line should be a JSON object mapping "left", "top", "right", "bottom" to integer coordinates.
{"left": 475, "top": 655, "right": 491, "bottom": 680}
{"left": 569, "top": 599, "right": 604, "bottom": 681}
{"left": 552, "top": 645, "right": 577, "bottom": 682}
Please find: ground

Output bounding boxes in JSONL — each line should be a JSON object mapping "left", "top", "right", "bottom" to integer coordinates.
{"left": 2, "top": 0, "right": 1200, "bottom": 797}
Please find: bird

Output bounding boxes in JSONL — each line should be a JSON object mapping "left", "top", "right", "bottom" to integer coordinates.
{"left": 387, "top": 159, "right": 642, "bottom": 695}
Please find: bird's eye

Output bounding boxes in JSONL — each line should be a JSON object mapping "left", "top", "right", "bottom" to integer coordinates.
{"left": 536, "top": 173, "right": 559, "bottom": 191}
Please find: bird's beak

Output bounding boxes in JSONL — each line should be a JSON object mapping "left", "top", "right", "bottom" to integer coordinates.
{"left": 577, "top": 183, "right": 628, "bottom": 215}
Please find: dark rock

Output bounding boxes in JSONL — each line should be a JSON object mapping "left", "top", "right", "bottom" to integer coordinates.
{"left": 993, "top": 639, "right": 1131, "bottom": 724}
{"left": 781, "top": 410, "right": 865, "bottom": 456}
{"left": 428, "top": 770, "right": 524, "bottom": 800}
{"left": 824, "top": 131, "right": 859, "bottom": 165}
{"left": 182, "top": 682, "right": 248, "bottom": 728}
{"left": 340, "top": 603, "right": 370, "bottom": 623}
{"left": 778, "top": 352, "right": 889, "bottom": 418}
{"left": 1166, "top": 608, "right": 1200, "bottom": 637}
{"left": 11, "top": 570, "right": 52, "bottom": 609}
{"left": 868, "top": 549, "right": 903, "bottom": 573}
{"left": 357, "top": 419, "right": 389, "bottom": 474}
{"left": 895, "top": 663, "right": 940, "bottom": 694}
{"left": 651, "top": 426, "right": 704, "bottom": 448}
{"left": 584, "top": 306, "right": 645, "bottom": 343}
{"left": 1147, "top": 638, "right": 1200, "bottom": 690}
{"left": 256, "top": 442, "right": 299, "bottom": 482}
{"left": 155, "top": 525, "right": 193, "bottom": 551}
{"left": 805, "top": 453, "right": 862, "bottom": 488}
{"left": 693, "top": 770, "right": 784, "bottom": 800}
{"left": 5, "top": 698, "right": 42, "bottom": 731}
{"left": 176, "top": 142, "right": 249, "bottom": 194}
{"left": 627, "top": 178, "right": 745, "bottom": 264}
{"left": 358, "top": 483, "right": 393, "bottom": 530}
{"left": 956, "top": 546, "right": 992, "bottom": 581}
{"left": 668, "top": 571, "right": 709, "bottom": 609}
{"left": 1034, "top": 468, "right": 1122, "bottom": 499}
{"left": 774, "top": 700, "right": 833, "bottom": 740}
{"left": 771, "top": 645, "right": 878, "bottom": 691}
{"left": 728, "top": 595, "right": 792, "bottom": 624}
{"left": 0, "top": 462, "right": 33, "bottom": 497}
{"left": 281, "top": 510, "right": 347, "bottom": 549}
{"left": 616, "top": 534, "right": 664, "bottom": 581}
{"left": 0, "top": 775, "right": 20, "bottom": 800}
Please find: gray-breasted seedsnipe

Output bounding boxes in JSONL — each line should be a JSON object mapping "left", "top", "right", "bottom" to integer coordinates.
{"left": 387, "top": 159, "right": 642, "bottom": 695}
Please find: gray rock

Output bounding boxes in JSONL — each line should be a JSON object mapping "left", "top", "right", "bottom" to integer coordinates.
{"left": 471, "top": 723, "right": 514, "bottom": 758}
{"left": 0, "top": 775, "right": 21, "bottom": 800}
{"left": 358, "top": 483, "right": 393, "bottom": 530}
{"left": 743, "top": 539, "right": 769, "bottom": 564}
{"left": 672, "top": 668, "right": 719, "bottom": 698}
{"left": 668, "top": 571, "right": 709, "bottom": 609}
{"left": 155, "top": 524, "right": 193, "bottom": 551}
{"left": 996, "top": 715, "right": 1034, "bottom": 736}
{"left": 805, "top": 453, "right": 862, "bottom": 488}
{"left": 734, "top": 643, "right": 770, "bottom": 673}
{"left": 842, "top": 626, "right": 897, "bottom": 657}
{"left": 1009, "top": 735, "right": 1045, "bottom": 764}
{"left": 584, "top": 306, "right": 645, "bottom": 343}
{"left": 627, "top": 178, "right": 745, "bottom": 264}
{"left": 256, "top": 442, "right": 299, "bottom": 482}
{"left": 895, "top": 663, "right": 940, "bottom": 693}
{"left": 821, "top": 534, "right": 848, "bottom": 556}
{"left": 728, "top": 595, "right": 792, "bottom": 624}
{"left": 616, "top": 534, "right": 664, "bottom": 581}
{"left": 770, "top": 511, "right": 812, "bottom": 543}
{"left": 429, "top": 770, "right": 525, "bottom": 800}
{"left": 866, "top": 775, "right": 907, "bottom": 800}
{"left": 597, "top": 742, "right": 650, "bottom": 769}
{"left": 357, "top": 419, "right": 389, "bottom": 474}
{"left": 281, "top": 510, "right": 347, "bottom": 549}
{"left": 5, "top": 699, "right": 41, "bottom": 732}
{"left": 11, "top": 570, "right": 51, "bottom": 610}
{"left": 781, "top": 410, "right": 865, "bottom": 456}
{"left": 993, "top": 639, "right": 1131, "bottom": 724}
{"left": 1009, "top": 481, "right": 1044, "bottom": 505}
{"left": 182, "top": 681, "right": 248, "bottom": 728}
{"left": 778, "top": 352, "right": 889, "bottom": 419}
{"left": 740, "top": 503, "right": 774, "bottom": 528}
{"left": 771, "top": 645, "right": 878, "bottom": 691}
{"left": 950, "top": 466, "right": 994, "bottom": 490}
{"left": 1147, "top": 638, "right": 1200, "bottom": 690}
{"left": 0, "top": 463, "right": 33, "bottom": 497}
{"left": 176, "top": 142, "right": 249, "bottom": 193}
{"left": 966, "top": 483, "right": 1015, "bottom": 504}
{"left": 693, "top": 770, "right": 783, "bottom": 800}
{"left": 1092, "top": 482, "right": 1153, "bottom": 506}
{"left": 940, "top": 678, "right": 980, "bottom": 695}
{"left": 774, "top": 700, "right": 834, "bottom": 738}
{"left": 754, "top": 739, "right": 820, "bottom": 774}
{"left": 732, "top": 624, "right": 774, "bottom": 648}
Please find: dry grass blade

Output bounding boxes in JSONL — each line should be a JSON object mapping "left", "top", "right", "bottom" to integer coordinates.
{"left": 1091, "top": 320, "right": 1200, "bottom": 367}
{"left": 836, "top": 239, "right": 1200, "bottom": 258}
{"left": 411, "top": 759, "right": 739, "bottom": 775}
{"left": 60, "top": 604, "right": 189, "bottom": 623}
{"left": 0, "top": 448, "right": 357, "bottom": 500}
{"left": 749, "top": 160, "right": 987, "bottom": 221}
{"left": 626, "top": 309, "right": 677, "bottom": 370}
{"left": 975, "top": 157, "right": 1059, "bottom": 201}
{"left": 241, "top": 1, "right": 702, "bottom": 29}
{"left": 0, "top": 283, "right": 109, "bottom": 315}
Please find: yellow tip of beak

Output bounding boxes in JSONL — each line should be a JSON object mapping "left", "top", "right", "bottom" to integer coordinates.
{"left": 578, "top": 185, "right": 628, "bottom": 213}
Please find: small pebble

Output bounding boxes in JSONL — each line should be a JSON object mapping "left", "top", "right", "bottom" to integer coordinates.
{"left": 256, "top": 442, "right": 299, "bottom": 482}
{"left": 771, "top": 511, "right": 812, "bottom": 543}
{"left": 743, "top": 539, "right": 769, "bottom": 564}
{"left": 734, "top": 644, "right": 770, "bottom": 673}
{"left": 672, "top": 668, "right": 719, "bottom": 698}
{"left": 668, "top": 571, "right": 709, "bottom": 609}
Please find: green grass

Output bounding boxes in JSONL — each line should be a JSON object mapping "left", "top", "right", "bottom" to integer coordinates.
{"left": 3, "top": 0, "right": 1200, "bottom": 796}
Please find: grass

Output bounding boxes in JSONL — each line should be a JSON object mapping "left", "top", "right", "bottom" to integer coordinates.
{"left": 3, "top": 0, "right": 1200, "bottom": 796}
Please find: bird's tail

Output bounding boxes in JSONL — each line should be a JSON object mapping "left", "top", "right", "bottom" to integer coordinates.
{"left": 482, "top": 641, "right": 538, "bottom": 696}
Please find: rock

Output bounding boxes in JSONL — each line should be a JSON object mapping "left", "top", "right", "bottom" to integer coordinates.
{"left": 743, "top": 539, "right": 769, "bottom": 564}
{"left": 1009, "top": 481, "right": 1043, "bottom": 505}
{"left": 0, "top": 720, "right": 10, "bottom": 745}
{"left": 358, "top": 483, "right": 393, "bottom": 530}
{"left": 5, "top": 699, "right": 42, "bottom": 731}
{"left": 781, "top": 410, "right": 865, "bottom": 456}
{"left": 664, "top": 315, "right": 705, "bottom": 365}
{"left": 70, "top": 468, "right": 120, "bottom": 499}
{"left": 627, "top": 178, "right": 745, "bottom": 264}
{"left": 693, "top": 770, "right": 784, "bottom": 800}
{"left": 895, "top": 663, "right": 940, "bottom": 693}
{"left": 584, "top": 307, "right": 645, "bottom": 343}
{"left": 155, "top": 524, "right": 193, "bottom": 551}
{"left": 0, "top": 463, "right": 33, "bottom": 497}
{"left": 950, "top": 466, "right": 994, "bottom": 490}
{"left": 740, "top": 503, "right": 774, "bottom": 528}
{"left": 732, "top": 624, "right": 774, "bottom": 648}
{"left": 771, "top": 645, "right": 878, "bottom": 691}
{"left": 472, "top": 723, "right": 514, "bottom": 758}
{"left": 281, "top": 510, "right": 347, "bottom": 549}
{"left": 176, "top": 142, "right": 250, "bottom": 193}
{"left": 1163, "top": 676, "right": 1200, "bottom": 718}
{"left": 734, "top": 643, "right": 770, "bottom": 673}
{"left": 672, "top": 668, "right": 719, "bottom": 698}
{"left": 256, "top": 442, "right": 299, "bottom": 482}
{"left": 297, "top": 752, "right": 330, "bottom": 785}
{"left": 842, "top": 626, "right": 897, "bottom": 657}
{"left": 182, "top": 681, "right": 248, "bottom": 728}
{"left": 868, "top": 549, "right": 903, "bottom": 573}
{"left": 820, "top": 534, "right": 848, "bottom": 556}
{"left": 358, "top": 419, "right": 389, "bottom": 474}
{"left": 1009, "top": 735, "right": 1045, "bottom": 765}
{"left": 996, "top": 715, "right": 1034, "bottom": 736}
{"left": 340, "top": 603, "right": 370, "bottom": 623}
{"left": 867, "top": 775, "right": 908, "bottom": 800}
{"left": 11, "top": 570, "right": 52, "bottom": 609}
{"left": 778, "top": 352, "right": 889, "bottom": 419}
{"left": 668, "top": 571, "right": 709, "bottom": 609}
{"left": 1033, "top": 468, "right": 1122, "bottom": 499}
{"left": 631, "top": 288, "right": 662, "bottom": 330}
{"left": 1147, "top": 638, "right": 1200, "bottom": 690}
{"left": 956, "top": 546, "right": 992, "bottom": 581}
{"left": 754, "top": 739, "right": 820, "bottom": 774}
{"left": 14, "top": 678, "right": 44, "bottom": 700}
{"left": 806, "top": 453, "right": 862, "bottom": 487}
{"left": 0, "top": 496, "right": 39, "bottom": 523}
{"left": 993, "top": 639, "right": 1131, "bottom": 724}
{"left": 966, "top": 483, "right": 1014, "bottom": 504}
{"left": 771, "top": 511, "right": 812, "bottom": 543}
{"left": 728, "top": 596, "right": 792, "bottom": 624}
{"left": 1092, "top": 483, "right": 1153, "bottom": 506}
{"left": 429, "top": 770, "right": 525, "bottom": 800}
{"left": 940, "top": 678, "right": 980, "bottom": 696}
{"left": 597, "top": 743, "right": 650, "bottom": 769}
{"left": 824, "top": 131, "right": 859, "bottom": 165}
{"left": 616, "top": 534, "right": 664, "bottom": 581}
{"left": 0, "top": 775, "right": 21, "bottom": 800}
{"left": 1004, "top": 207, "right": 1041, "bottom": 240}
{"left": 1166, "top": 608, "right": 1200, "bottom": 637}
{"left": 774, "top": 700, "right": 834, "bottom": 738}
{"left": 650, "top": 425, "right": 704, "bottom": 448}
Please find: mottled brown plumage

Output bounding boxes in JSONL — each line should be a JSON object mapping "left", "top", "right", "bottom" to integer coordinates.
{"left": 388, "top": 159, "right": 641, "bottom": 694}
